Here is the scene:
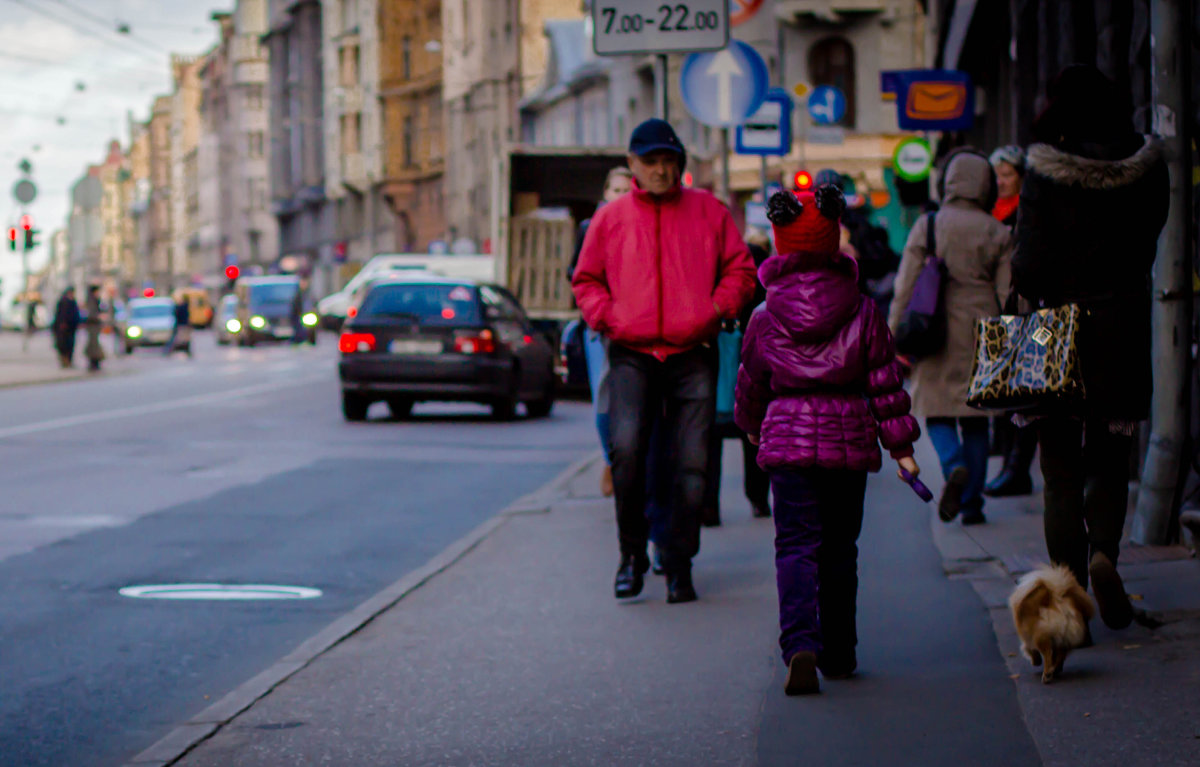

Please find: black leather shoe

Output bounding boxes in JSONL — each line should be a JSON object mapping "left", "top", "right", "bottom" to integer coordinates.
{"left": 666, "top": 570, "right": 697, "bottom": 604}
{"left": 614, "top": 554, "right": 649, "bottom": 599}
{"left": 983, "top": 469, "right": 1033, "bottom": 497}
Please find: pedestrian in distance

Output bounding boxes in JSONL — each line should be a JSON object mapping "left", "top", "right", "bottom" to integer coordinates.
{"left": 567, "top": 166, "right": 633, "bottom": 497}
{"left": 889, "top": 148, "right": 1013, "bottom": 526}
{"left": 572, "top": 118, "right": 756, "bottom": 604}
{"left": 84, "top": 285, "right": 105, "bottom": 373}
{"left": 291, "top": 276, "right": 312, "bottom": 345}
{"left": 164, "top": 294, "right": 191, "bottom": 357}
{"left": 735, "top": 187, "right": 921, "bottom": 695}
{"left": 52, "top": 286, "right": 80, "bottom": 369}
{"left": 984, "top": 144, "right": 1039, "bottom": 499}
{"left": 1013, "top": 64, "right": 1168, "bottom": 631}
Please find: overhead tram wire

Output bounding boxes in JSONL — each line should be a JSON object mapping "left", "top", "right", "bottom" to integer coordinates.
{"left": 7, "top": 0, "right": 163, "bottom": 64}
{"left": 46, "top": 0, "right": 170, "bottom": 55}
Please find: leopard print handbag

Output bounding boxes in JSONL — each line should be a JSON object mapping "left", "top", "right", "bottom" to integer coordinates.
{"left": 966, "top": 303, "right": 1086, "bottom": 411}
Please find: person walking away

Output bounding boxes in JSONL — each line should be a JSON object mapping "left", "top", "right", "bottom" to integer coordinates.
{"left": 984, "top": 145, "right": 1038, "bottom": 498}
{"left": 706, "top": 227, "right": 773, "bottom": 522}
{"left": 889, "top": 149, "right": 1012, "bottom": 526}
{"left": 572, "top": 118, "right": 755, "bottom": 604}
{"left": 736, "top": 188, "right": 921, "bottom": 695}
{"left": 290, "top": 277, "right": 312, "bottom": 344}
{"left": 84, "top": 285, "right": 105, "bottom": 372}
{"left": 53, "top": 287, "right": 81, "bottom": 369}
{"left": 567, "top": 167, "right": 633, "bottom": 496}
{"left": 1013, "top": 65, "right": 1168, "bottom": 631}
{"left": 164, "top": 294, "right": 189, "bottom": 356}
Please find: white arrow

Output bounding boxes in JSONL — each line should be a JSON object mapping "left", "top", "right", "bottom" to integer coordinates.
{"left": 705, "top": 48, "right": 743, "bottom": 123}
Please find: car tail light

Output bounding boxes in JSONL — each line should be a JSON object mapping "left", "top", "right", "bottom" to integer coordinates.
{"left": 339, "top": 332, "right": 376, "bottom": 353}
{"left": 454, "top": 329, "right": 496, "bottom": 354}
{"left": 347, "top": 306, "right": 358, "bottom": 318}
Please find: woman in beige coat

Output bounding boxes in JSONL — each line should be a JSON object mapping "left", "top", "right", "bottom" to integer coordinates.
{"left": 889, "top": 150, "right": 1012, "bottom": 525}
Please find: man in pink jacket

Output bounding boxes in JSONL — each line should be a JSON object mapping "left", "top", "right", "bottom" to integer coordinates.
{"left": 572, "top": 119, "right": 756, "bottom": 603}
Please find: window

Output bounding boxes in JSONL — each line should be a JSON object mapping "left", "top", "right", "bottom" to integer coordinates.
{"left": 341, "top": 0, "right": 359, "bottom": 34}
{"left": 247, "top": 131, "right": 264, "bottom": 158}
{"left": 340, "top": 44, "right": 360, "bottom": 87}
{"left": 402, "top": 36, "right": 411, "bottom": 80}
{"left": 341, "top": 113, "right": 361, "bottom": 154}
{"left": 403, "top": 115, "right": 414, "bottom": 168}
{"left": 245, "top": 85, "right": 264, "bottom": 111}
{"left": 808, "top": 37, "right": 856, "bottom": 128}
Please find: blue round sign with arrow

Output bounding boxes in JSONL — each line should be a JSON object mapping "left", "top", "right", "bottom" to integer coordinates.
{"left": 807, "top": 85, "right": 846, "bottom": 125}
{"left": 680, "top": 40, "right": 769, "bottom": 128}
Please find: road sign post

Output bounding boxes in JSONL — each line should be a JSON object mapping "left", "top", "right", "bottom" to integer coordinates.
{"left": 592, "top": 1, "right": 729, "bottom": 56}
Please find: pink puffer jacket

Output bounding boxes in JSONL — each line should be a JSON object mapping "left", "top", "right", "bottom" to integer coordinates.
{"left": 734, "top": 250, "right": 919, "bottom": 472}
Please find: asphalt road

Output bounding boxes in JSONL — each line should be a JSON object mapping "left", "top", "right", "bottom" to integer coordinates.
{"left": 0, "top": 332, "right": 595, "bottom": 767}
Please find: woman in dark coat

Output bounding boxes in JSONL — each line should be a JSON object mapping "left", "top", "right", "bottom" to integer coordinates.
{"left": 1013, "top": 65, "right": 1169, "bottom": 631}
{"left": 53, "top": 287, "right": 81, "bottom": 368}
{"left": 84, "top": 285, "right": 105, "bottom": 372}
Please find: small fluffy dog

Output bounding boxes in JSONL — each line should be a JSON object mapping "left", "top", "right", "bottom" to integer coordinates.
{"left": 1008, "top": 565, "right": 1095, "bottom": 684}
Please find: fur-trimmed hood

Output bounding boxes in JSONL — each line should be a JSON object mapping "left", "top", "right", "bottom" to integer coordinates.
{"left": 1026, "top": 136, "right": 1163, "bottom": 190}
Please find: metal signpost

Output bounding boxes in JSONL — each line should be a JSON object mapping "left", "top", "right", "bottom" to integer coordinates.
{"left": 680, "top": 40, "right": 769, "bottom": 205}
{"left": 592, "top": 0, "right": 730, "bottom": 122}
{"left": 735, "top": 88, "right": 794, "bottom": 209}
{"left": 11, "top": 163, "right": 38, "bottom": 352}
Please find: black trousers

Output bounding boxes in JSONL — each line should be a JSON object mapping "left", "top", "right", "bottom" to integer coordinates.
{"left": 1038, "top": 417, "right": 1133, "bottom": 589}
{"left": 700, "top": 428, "right": 771, "bottom": 521}
{"left": 608, "top": 344, "right": 717, "bottom": 574}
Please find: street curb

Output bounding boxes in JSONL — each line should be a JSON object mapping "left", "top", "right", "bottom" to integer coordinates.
{"left": 124, "top": 449, "right": 603, "bottom": 767}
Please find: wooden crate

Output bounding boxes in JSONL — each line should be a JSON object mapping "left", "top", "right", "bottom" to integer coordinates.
{"left": 508, "top": 216, "right": 577, "bottom": 317}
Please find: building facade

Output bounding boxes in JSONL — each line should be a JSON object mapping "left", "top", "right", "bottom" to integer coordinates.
{"left": 323, "top": 0, "right": 396, "bottom": 271}
{"left": 169, "top": 54, "right": 205, "bottom": 288}
{"left": 379, "top": 0, "right": 444, "bottom": 252}
{"left": 147, "top": 95, "right": 174, "bottom": 289}
{"left": 265, "top": 0, "right": 334, "bottom": 293}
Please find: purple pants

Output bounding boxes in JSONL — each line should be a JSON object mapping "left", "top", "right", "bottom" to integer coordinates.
{"left": 769, "top": 468, "right": 867, "bottom": 671}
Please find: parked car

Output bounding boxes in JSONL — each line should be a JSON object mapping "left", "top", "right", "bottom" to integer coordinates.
{"left": 215, "top": 294, "right": 239, "bottom": 345}
{"left": 233, "top": 275, "right": 302, "bottom": 346}
{"left": 338, "top": 275, "right": 556, "bottom": 421}
{"left": 121, "top": 297, "right": 190, "bottom": 354}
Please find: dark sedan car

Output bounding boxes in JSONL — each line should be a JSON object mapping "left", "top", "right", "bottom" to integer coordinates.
{"left": 338, "top": 277, "right": 556, "bottom": 421}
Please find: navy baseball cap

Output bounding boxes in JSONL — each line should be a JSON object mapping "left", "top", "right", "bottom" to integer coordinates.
{"left": 628, "top": 119, "right": 686, "bottom": 157}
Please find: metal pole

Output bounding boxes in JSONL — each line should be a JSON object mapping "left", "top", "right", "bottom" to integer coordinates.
{"left": 720, "top": 128, "right": 731, "bottom": 206}
{"left": 20, "top": 235, "right": 29, "bottom": 353}
{"left": 760, "top": 155, "right": 769, "bottom": 204}
{"left": 1133, "top": 0, "right": 1193, "bottom": 545}
{"left": 657, "top": 54, "right": 669, "bottom": 122}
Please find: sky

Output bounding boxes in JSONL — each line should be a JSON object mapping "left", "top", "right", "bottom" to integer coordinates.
{"left": 0, "top": 0, "right": 226, "bottom": 283}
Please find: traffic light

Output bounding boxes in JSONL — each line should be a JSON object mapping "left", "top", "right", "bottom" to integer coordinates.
{"left": 7, "top": 228, "right": 16, "bottom": 252}
{"left": 23, "top": 228, "right": 38, "bottom": 250}
{"left": 225, "top": 265, "right": 240, "bottom": 280}
{"left": 19, "top": 214, "right": 33, "bottom": 231}
{"left": 793, "top": 170, "right": 814, "bottom": 191}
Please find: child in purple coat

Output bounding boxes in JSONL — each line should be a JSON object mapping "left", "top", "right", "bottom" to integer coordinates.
{"left": 734, "top": 188, "right": 921, "bottom": 695}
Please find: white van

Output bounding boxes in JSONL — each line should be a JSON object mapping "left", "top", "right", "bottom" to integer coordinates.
{"left": 317, "top": 254, "right": 494, "bottom": 329}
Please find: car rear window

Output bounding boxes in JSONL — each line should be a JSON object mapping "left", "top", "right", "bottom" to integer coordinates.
{"left": 358, "top": 283, "right": 480, "bottom": 325}
{"left": 129, "top": 304, "right": 173, "bottom": 319}
{"left": 248, "top": 283, "right": 298, "bottom": 306}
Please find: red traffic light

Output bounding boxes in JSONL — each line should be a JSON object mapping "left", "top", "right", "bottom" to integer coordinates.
{"left": 19, "top": 214, "right": 33, "bottom": 231}
{"left": 143, "top": 288, "right": 155, "bottom": 297}
{"left": 793, "top": 170, "right": 813, "bottom": 191}
{"left": 225, "top": 265, "right": 240, "bottom": 280}
{"left": 682, "top": 171, "right": 694, "bottom": 188}
{"left": 7, "top": 227, "right": 16, "bottom": 242}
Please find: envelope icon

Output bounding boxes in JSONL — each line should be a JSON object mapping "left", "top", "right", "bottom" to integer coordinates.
{"left": 906, "top": 82, "right": 967, "bottom": 120}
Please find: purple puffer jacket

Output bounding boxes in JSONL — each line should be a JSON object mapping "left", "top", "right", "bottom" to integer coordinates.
{"left": 734, "top": 250, "right": 920, "bottom": 472}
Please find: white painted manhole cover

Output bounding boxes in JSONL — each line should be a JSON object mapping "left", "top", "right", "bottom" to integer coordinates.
{"left": 119, "top": 584, "right": 323, "bottom": 601}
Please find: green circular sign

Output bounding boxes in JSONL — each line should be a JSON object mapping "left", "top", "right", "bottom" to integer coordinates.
{"left": 893, "top": 137, "right": 933, "bottom": 182}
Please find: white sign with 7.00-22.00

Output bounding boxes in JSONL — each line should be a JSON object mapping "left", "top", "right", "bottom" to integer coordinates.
{"left": 593, "top": 1, "right": 729, "bottom": 56}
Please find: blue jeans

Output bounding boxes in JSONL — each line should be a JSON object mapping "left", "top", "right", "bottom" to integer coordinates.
{"left": 583, "top": 327, "right": 611, "bottom": 463}
{"left": 926, "top": 417, "right": 989, "bottom": 515}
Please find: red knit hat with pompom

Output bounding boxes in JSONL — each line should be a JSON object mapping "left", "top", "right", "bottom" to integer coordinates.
{"left": 768, "top": 186, "right": 846, "bottom": 255}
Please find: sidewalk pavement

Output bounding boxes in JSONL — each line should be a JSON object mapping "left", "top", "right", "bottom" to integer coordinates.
{"left": 925, "top": 439, "right": 1200, "bottom": 767}
{"left": 146, "top": 436, "right": 1198, "bottom": 767}
{"left": 0, "top": 329, "right": 112, "bottom": 387}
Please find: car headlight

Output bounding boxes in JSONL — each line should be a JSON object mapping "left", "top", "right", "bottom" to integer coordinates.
{"left": 249, "top": 315, "right": 267, "bottom": 329}
{"left": 126, "top": 326, "right": 142, "bottom": 339}
{"left": 226, "top": 318, "right": 242, "bottom": 333}
{"left": 302, "top": 312, "right": 318, "bottom": 327}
